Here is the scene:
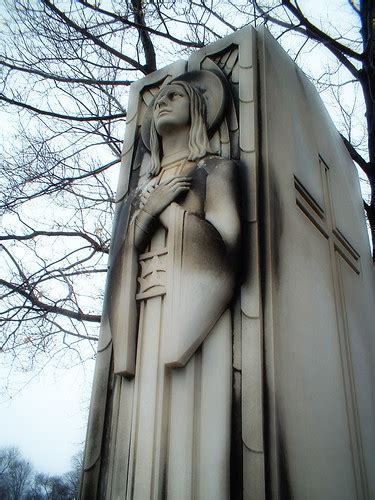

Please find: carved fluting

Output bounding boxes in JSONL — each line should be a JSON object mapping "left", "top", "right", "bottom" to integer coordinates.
{"left": 186, "top": 28, "right": 265, "bottom": 499}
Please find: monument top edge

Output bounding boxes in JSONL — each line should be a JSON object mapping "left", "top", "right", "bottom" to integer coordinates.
{"left": 129, "top": 25, "right": 261, "bottom": 93}
{"left": 129, "top": 59, "right": 187, "bottom": 93}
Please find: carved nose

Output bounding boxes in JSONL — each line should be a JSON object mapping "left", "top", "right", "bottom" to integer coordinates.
{"left": 156, "top": 95, "right": 168, "bottom": 108}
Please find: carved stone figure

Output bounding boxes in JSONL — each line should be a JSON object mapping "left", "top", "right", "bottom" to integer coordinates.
{"left": 81, "top": 70, "right": 241, "bottom": 499}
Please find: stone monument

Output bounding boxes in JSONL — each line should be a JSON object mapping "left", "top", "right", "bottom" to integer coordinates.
{"left": 80, "top": 27, "right": 375, "bottom": 499}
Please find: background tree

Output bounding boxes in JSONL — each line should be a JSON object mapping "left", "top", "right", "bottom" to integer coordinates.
{"left": 0, "top": 0, "right": 373, "bottom": 369}
{"left": 0, "top": 447, "right": 33, "bottom": 499}
{"left": 0, "top": 447, "right": 19, "bottom": 497}
{"left": 0, "top": 446, "right": 80, "bottom": 499}
{"left": 63, "top": 449, "right": 83, "bottom": 498}
{"left": 32, "top": 472, "right": 72, "bottom": 499}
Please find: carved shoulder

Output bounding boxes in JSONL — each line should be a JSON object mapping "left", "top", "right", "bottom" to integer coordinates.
{"left": 203, "top": 155, "right": 241, "bottom": 258}
{"left": 200, "top": 155, "right": 238, "bottom": 178}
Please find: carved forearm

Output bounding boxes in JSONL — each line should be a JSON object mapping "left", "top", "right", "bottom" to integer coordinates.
{"left": 134, "top": 209, "right": 157, "bottom": 250}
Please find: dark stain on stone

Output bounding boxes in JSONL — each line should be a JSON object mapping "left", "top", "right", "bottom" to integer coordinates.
{"left": 231, "top": 369, "right": 243, "bottom": 500}
{"left": 259, "top": 167, "right": 283, "bottom": 294}
{"left": 269, "top": 174, "right": 283, "bottom": 288}
{"left": 277, "top": 415, "right": 293, "bottom": 500}
{"left": 237, "top": 159, "right": 250, "bottom": 289}
{"left": 97, "top": 355, "right": 115, "bottom": 499}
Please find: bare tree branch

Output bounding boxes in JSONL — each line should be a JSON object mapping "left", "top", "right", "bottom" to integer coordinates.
{"left": 42, "top": 0, "right": 150, "bottom": 73}
{"left": 0, "top": 59, "right": 134, "bottom": 86}
{"left": 0, "top": 278, "right": 101, "bottom": 323}
{"left": 0, "top": 230, "right": 109, "bottom": 253}
{"left": 281, "top": 0, "right": 362, "bottom": 61}
{"left": 0, "top": 0, "right": 374, "bottom": 365}
{"left": 340, "top": 133, "right": 372, "bottom": 176}
{"left": 77, "top": 0, "right": 203, "bottom": 49}
{"left": 0, "top": 94, "right": 127, "bottom": 122}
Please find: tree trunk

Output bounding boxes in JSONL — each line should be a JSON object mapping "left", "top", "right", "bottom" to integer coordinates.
{"left": 360, "top": 0, "right": 375, "bottom": 260}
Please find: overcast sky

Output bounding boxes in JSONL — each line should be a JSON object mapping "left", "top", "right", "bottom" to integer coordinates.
{"left": 0, "top": 360, "right": 94, "bottom": 474}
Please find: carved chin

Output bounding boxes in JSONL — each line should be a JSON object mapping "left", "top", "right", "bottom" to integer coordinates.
{"left": 155, "top": 117, "right": 190, "bottom": 137}
{"left": 155, "top": 120, "right": 174, "bottom": 136}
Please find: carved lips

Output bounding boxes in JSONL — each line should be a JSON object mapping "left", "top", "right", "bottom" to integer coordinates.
{"left": 157, "top": 109, "right": 171, "bottom": 116}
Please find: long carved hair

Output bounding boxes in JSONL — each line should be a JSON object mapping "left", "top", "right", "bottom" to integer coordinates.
{"left": 149, "top": 81, "right": 211, "bottom": 177}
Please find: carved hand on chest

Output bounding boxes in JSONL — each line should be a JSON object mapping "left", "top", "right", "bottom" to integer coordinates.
{"left": 139, "top": 175, "right": 192, "bottom": 219}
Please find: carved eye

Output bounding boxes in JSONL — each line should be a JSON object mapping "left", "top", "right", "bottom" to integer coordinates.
{"left": 170, "top": 91, "right": 184, "bottom": 100}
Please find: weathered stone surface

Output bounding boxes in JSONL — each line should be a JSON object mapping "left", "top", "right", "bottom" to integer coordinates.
{"left": 258, "top": 27, "right": 375, "bottom": 499}
{"left": 80, "top": 27, "right": 375, "bottom": 500}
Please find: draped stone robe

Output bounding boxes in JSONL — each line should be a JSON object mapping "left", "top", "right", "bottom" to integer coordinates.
{"left": 82, "top": 154, "right": 240, "bottom": 500}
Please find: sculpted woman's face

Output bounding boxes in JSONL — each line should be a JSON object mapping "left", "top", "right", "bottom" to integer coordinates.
{"left": 153, "top": 84, "right": 190, "bottom": 136}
